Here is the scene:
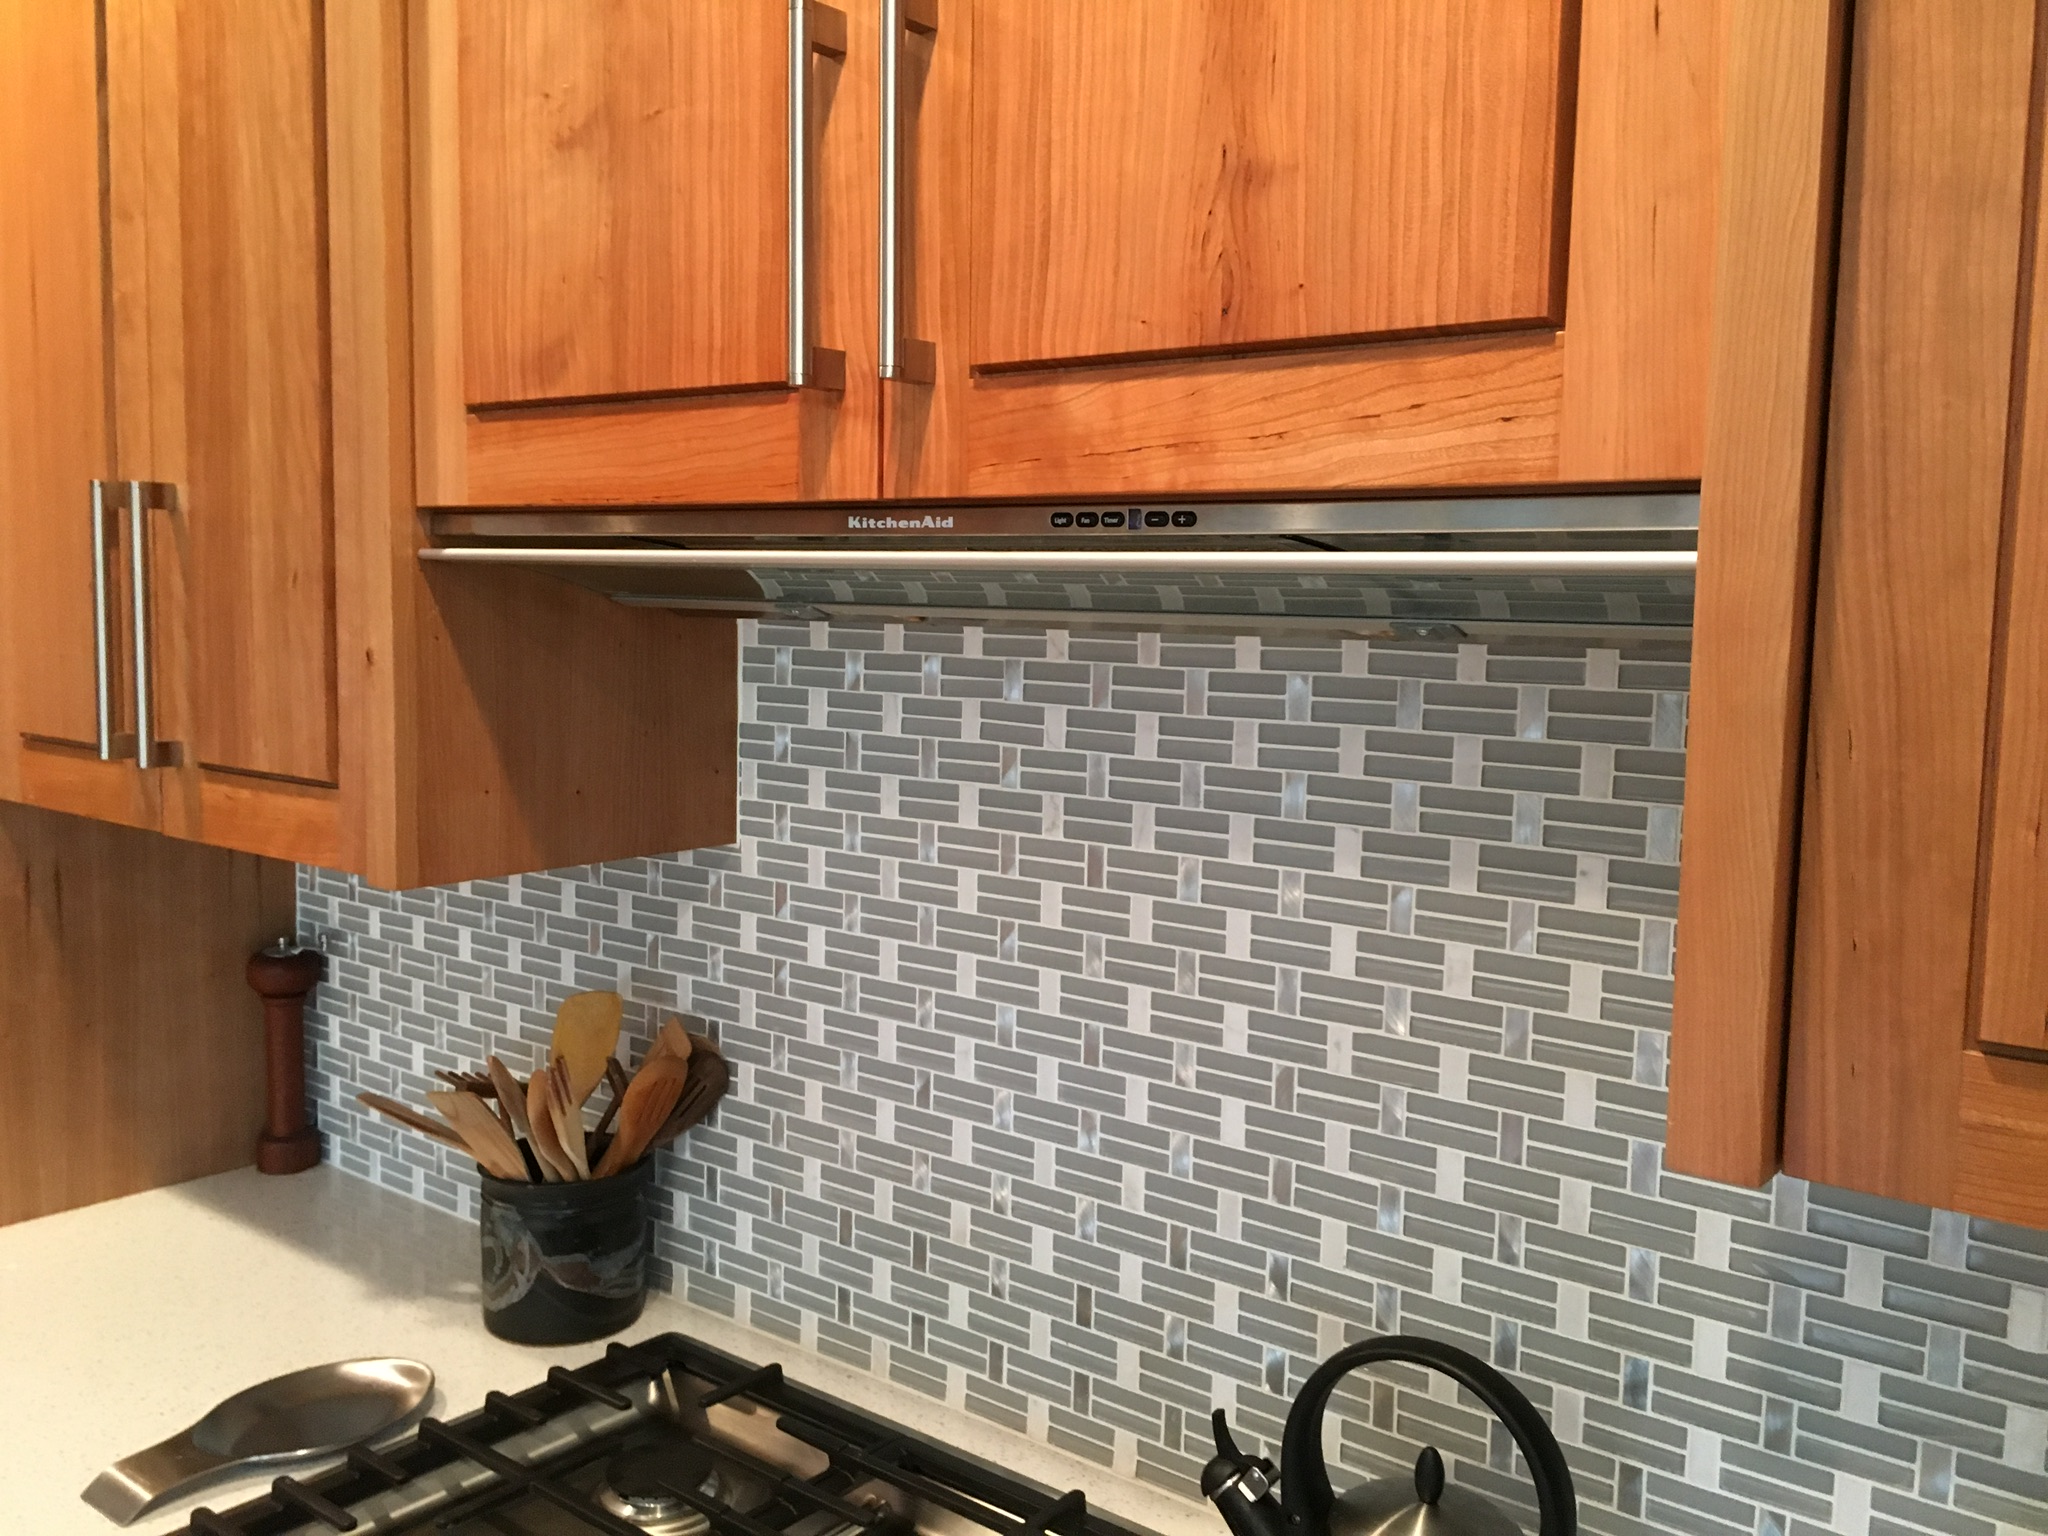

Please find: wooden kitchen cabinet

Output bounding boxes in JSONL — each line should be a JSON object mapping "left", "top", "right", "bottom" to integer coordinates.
{"left": 412, "top": 0, "right": 881, "bottom": 506}
{"left": 0, "top": 0, "right": 739, "bottom": 889}
{"left": 415, "top": 0, "right": 1719, "bottom": 508}
{"left": 886, "top": 0, "right": 1724, "bottom": 498}
{"left": 1669, "top": 0, "right": 2048, "bottom": 1228}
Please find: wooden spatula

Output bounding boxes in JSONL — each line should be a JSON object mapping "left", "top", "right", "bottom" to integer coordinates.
{"left": 592, "top": 1053, "right": 689, "bottom": 1178}
{"left": 552, "top": 990, "right": 623, "bottom": 1107}
{"left": 524, "top": 1069, "right": 572, "bottom": 1182}
{"left": 428, "top": 1089, "right": 529, "bottom": 1181}
{"left": 357, "top": 1092, "right": 467, "bottom": 1150}
{"left": 649, "top": 1015, "right": 694, "bottom": 1064}
{"left": 548, "top": 1055, "right": 590, "bottom": 1179}
{"left": 648, "top": 1042, "right": 731, "bottom": 1151}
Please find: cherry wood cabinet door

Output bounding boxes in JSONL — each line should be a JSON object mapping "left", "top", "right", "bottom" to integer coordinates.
{"left": 1783, "top": 0, "right": 2048, "bottom": 1228}
{"left": 414, "top": 0, "right": 879, "bottom": 505}
{"left": 97, "top": 0, "right": 342, "bottom": 862}
{"left": 887, "top": 0, "right": 1721, "bottom": 497}
{"left": 0, "top": 1, "right": 159, "bottom": 831}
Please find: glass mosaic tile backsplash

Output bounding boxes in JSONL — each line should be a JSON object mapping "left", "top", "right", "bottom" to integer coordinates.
{"left": 300, "top": 621, "right": 2048, "bottom": 1536}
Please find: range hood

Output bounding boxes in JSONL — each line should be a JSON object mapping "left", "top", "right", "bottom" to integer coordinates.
{"left": 421, "top": 493, "right": 1698, "bottom": 639}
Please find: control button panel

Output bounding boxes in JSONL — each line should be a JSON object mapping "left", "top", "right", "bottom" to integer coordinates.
{"left": 1048, "top": 508, "right": 1199, "bottom": 530}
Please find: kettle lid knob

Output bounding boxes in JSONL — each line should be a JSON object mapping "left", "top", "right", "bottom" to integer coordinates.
{"left": 1414, "top": 1447, "right": 1446, "bottom": 1506}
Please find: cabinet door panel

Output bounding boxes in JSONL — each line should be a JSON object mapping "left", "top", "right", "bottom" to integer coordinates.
{"left": 418, "top": 0, "right": 879, "bottom": 504}
{"left": 459, "top": 0, "right": 785, "bottom": 408}
{"left": 972, "top": 0, "right": 1574, "bottom": 372}
{"left": 889, "top": 0, "right": 1717, "bottom": 498}
{"left": 0, "top": 1, "right": 158, "bottom": 829}
{"left": 105, "top": 0, "right": 339, "bottom": 800}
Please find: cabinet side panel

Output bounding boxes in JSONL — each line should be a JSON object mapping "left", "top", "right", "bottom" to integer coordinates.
{"left": 1666, "top": 0, "right": 1847, "bottom": 1187}
{"left": 0, "top": 804, "right": 295, "bottom": 1227}
{"left": 1784, "top": 0, "right": 2037, "bottom": 1205}
{"left": 410, "top": 568, "right": 737, "bottom": 889}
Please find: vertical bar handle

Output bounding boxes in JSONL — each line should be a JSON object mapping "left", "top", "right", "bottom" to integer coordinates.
{"left": 789, "top": 0, "right": 848, "bottom": 391}
{"left": 127, "top": 480, "right": 181, "bottom": 771}
{"left": 880, "top": 0, "right": 937, "bottom": 383}
{"left": 89, "top": 480, "right": 117, "bottom": 760}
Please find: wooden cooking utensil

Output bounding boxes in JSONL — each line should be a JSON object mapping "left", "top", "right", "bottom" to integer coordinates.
{"left": 552, "top": 990, "right": 623, "bottom": 1107}
{"left": 650, "top": 1016, "right": 694, "bottom": 1064}
{"left": 548, "top": 1056, "right": 590, "bottom": 1179}
{"left": 593, "top": 1058, "right": 631, "bottom": 1140}
{"left": 433, "top": 1068, "right": 495, "bottom": 1098}
{"left": 648, "top": 1042, "right": 730, "bottom": 1151}
{"left": 524, "top": 1070, "right": 572, "bottom": 1182}
{"left": 428, "top": 1089, "right": 529, "bottom": 1181}
{"left": 486, "top": 1055, "right": 534, "bottom": 1141}
{"left": 592, "top": 1054, "right": 689, "bottom": 1178}
{"left": 357, "top": 1092, "right": 467, "bottom": 1150}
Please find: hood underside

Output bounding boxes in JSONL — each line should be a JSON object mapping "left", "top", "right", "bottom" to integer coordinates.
{"left": 420, "top": 493, "right": 1699, "bottom": 641}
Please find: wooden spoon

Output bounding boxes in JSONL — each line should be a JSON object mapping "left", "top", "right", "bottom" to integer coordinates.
{"left": 524, "top": 1069, "right": 572, "bottom": 1182}
{"left": 593, "top": 1058, "right": 631, "bottom": 1140}
{"left": 592, "top": 1053, "right": 689, "bottom": 1178}
{"left": 552, "top": 990, "right": 623, "bottom": 1107}
{"left": 427, "top": 1089, "right": 529, "bottom": 1181}
{"left": 548, "top": 1056, "right": 590, "bottom": 1180}
{"left": 357, "top": 1092, "right": 467, "bottom": 1150}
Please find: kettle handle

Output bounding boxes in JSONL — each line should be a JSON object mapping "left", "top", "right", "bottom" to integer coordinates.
{"left": 1277, "top": 1335, "right": 1576, "bottom": 1536}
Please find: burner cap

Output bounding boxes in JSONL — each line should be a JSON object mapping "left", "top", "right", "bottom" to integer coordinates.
{"left": 598, "top": 1442, "right": 720, "bottom": 1530}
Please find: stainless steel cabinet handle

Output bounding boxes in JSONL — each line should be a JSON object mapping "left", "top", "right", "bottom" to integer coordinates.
{"left": 789, "top": 0, "right": 848, "bottom": 391}
{"left": 880, "top": 0, "right": 937, "bottom": 383}
{"left": 89, "top": 480, "right": 117, "bottom": 760}
{"left": 126, "top": 480, "right": 181, "bottom": 771}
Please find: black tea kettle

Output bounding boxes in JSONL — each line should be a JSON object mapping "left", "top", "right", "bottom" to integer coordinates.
{"left": 1202, "top": 1336, "right": 1576, "bottom": 1536}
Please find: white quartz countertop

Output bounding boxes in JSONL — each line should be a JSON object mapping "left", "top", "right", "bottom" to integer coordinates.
{"left": 0, "top": 1167, "right": 1216, "bottom": 1536}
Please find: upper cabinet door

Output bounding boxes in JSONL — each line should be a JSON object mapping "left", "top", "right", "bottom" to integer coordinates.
{"left": 887, "top": 0, "right": 1722, "bottom": 498}
{"left": 416, "top": 0, "right": 879, "bottom": 505}
{"left": 0, "top": 1, "right": 158, "bottom": 831}
{"left": 105, "top": 0, "right": 340, "bottom": 814}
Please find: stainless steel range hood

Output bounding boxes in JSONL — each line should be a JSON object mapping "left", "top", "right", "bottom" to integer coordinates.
{"left": 421, "top": 492, "right": 1698, "bottom": 639}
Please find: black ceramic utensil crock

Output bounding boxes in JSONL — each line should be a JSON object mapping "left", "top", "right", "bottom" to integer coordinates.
{"left": 1203, "top": 1335, "right": 1576, "bottom": 1536}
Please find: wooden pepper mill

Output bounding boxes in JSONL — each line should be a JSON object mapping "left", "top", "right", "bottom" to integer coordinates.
{"left": 248, "top": 938, "right": 325, "bottom": 1175}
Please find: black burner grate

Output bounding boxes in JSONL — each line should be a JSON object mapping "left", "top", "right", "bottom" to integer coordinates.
{"left": 165, "top": 1333, "right": 1158, "bottom": 1536}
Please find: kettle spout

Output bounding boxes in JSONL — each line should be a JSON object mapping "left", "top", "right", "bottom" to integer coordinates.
{"left": 1201, "top": 1411, "right": 1289, "bottom": 1536}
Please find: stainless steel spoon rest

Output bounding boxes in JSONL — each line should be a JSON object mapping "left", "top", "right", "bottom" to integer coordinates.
{"left": 81, "top": 1356, "right": 433, "bottom": 1525}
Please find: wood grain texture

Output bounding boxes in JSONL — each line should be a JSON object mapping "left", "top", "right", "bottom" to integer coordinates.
{"left": 457, "top": 0, "right": 785, "bottom": 407}
{"left": 412, "top": 565, "right": 737, "bottom": 887}
{"left": 416, "top": 0, "right": 880, "bottom": 504}
{"left": 1783, "top": 0, "right": 2039, "bottom": 1207}
{"left": 1974, "top": 89, "right": 2048, "bottom": 1054}
{"left": 1556, "top": 0, "right": 1723, "bottom": 481}
{"left": 891, "top": 0, "right": 1717, "bottom": 499}
{"left": 1666, "top": 0, "right": 1847, "bottom": 1188}
{"left": 0, "top": 802, "right": 295, "bottom": 1227}
{"left": 970, "top": 0, "right": 1573, "bottom": 370}
{"left": 958, "top": 335, "right": 1566, "bottom": 497}
{"left": 0, "top": 2, "right": 124, "bottom": 763}
{"left": 145, "top": 0, "right": 339, "bottom": 789}
{"left": 1951, "top": 1052, "right": 2048, "bottom": 1228}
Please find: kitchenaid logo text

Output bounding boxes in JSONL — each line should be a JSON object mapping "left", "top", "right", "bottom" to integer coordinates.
{"left": 846, "top": 514, "right": 955, "bottom": 530}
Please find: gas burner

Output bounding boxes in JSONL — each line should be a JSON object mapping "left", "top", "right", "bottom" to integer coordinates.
{"left": 596, "top": 1442, "right": 722, "bottom": 1534}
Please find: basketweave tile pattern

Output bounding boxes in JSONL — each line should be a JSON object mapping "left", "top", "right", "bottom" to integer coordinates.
{"left": 299, "top": 621, "right": 2048, "bottom": 1536}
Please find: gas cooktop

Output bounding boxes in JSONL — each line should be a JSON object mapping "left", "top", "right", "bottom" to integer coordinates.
{"left": 162, "top": 1333, "right": 1158, "bottom": 1536}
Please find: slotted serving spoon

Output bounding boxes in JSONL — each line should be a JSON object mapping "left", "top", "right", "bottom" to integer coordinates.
{"left": 81, "top": 1357, "right": 432, "bottom": 1525}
